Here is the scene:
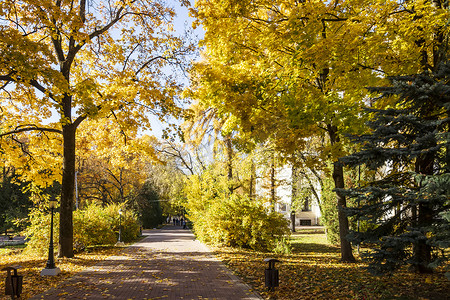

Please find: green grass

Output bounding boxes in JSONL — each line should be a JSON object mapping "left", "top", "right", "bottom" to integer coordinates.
{"left": 213, "top": 229, "right": 449, "bottom": 300}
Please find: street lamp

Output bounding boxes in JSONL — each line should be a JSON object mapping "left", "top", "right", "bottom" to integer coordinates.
{"left": 41, "top": 198, "right": 61, "bottom": 276}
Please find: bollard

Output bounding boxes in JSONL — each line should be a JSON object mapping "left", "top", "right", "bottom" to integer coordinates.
{"left": 264, "top": 258, "right": 280, "bottom": 291}
{"left": 2, "top": 266, "right": 23, "bottom": 299}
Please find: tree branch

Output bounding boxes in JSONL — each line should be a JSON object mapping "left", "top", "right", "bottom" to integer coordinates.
{"left": 135, "top": 56, "right": 166, "bottom": 76}
{"left": 10, "top": 136, "right": 37, "bottom": 164}
{"left": 110, "top": 110, "right": 128, "bottom": 145}
{"left": 88, "top": 6, "right": 126, "bottom": 41}
{"left": 73, "top": 114, "right": 87, "bottom": 128}
{"left": 0, "top": 125, "right": 62, "bottom": 137}
{"left": 0, "top": 73, "right": 57, "bottom": 103}
{"left": 123, "top": 43, "right": 142, "bottom": 72}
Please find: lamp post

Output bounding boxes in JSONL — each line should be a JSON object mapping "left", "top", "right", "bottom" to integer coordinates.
{"left": 41, "top": 198, "right": 61, "bottom": 276}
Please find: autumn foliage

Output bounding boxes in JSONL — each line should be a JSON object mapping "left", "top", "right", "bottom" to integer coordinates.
{"left": 185, "top": 162, "right": 290, "bottom": 252}
{"left": 191, "top": 194, "right": 289, "bottom": 252}
{"left": 24, "top": 203, "right": 140, "bottom": 255}
{"left": 0, "top": 0, "right": 190, "bottom": 257}
{"left": 216, "top": 231, "right": 450, "bottom": 300}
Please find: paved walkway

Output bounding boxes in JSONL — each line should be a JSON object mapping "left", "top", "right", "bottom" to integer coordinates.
{"left": 31, "top": 226, "right": 263, "bottom": 300}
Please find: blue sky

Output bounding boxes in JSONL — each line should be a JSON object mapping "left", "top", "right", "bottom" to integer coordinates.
{"left": 147, "top": 0, "right": 204, "bottom": 139}
{"left": 41, "top": 1, "right": 203, "bottom": 139}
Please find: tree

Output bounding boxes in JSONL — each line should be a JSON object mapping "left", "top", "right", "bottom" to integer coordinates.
{"left": 189, "top": 0, "right": 449, "bottom": 262}
{"left": 76, "top": 118, "right": 157, "bottom": 206}
{"left": 184, "top": 153, "right": 290, "bottom": 251}
{"left": 135, "top": 182, "right": 165, "bottom": 229}
{"left": 341, "top": 61, "right": 450, "bottom": 274}
{"left": 0, "top": 167, "right": 32, "bottom": 235}
{"left": 145, "top": 142, "right": 193, "bottom": 217}
{"left": 0, "top": 0, "right": 191, "bottom": 257}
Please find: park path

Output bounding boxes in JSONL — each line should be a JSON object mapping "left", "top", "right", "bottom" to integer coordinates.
{"left": 31, "top": 226, "right": 263, "bottom": 300}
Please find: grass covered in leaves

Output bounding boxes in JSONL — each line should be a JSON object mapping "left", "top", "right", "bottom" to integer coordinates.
{"left": 214, "top": 230, "right": 450, "bottom": 300}
{"left": 0, "top": 245, "right": 124, "bottom": 299}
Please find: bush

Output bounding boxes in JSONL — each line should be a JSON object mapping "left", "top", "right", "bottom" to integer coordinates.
{"left": 320, "top": 176, "right": 340, "bottom": 245}
{"left": 74, "top": 203, "right": 140, "bottom": 249}
{"left": 24, "top": 202, "right": 140, "bottom": 254}
{"left": 189, "top": 194, "right": 290, "bottom": 252}
{"left": 24, "top": 209, "right": 57, "bottom": 255}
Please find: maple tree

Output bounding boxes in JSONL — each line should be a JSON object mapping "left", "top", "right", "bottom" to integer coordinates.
{"left": 0, "top": 0, "right": 191, "bottom": 257}
{"left": 76, "top": 118, "right": 158, "bottom": 206}
{"left": 189, "top": 0, "right": 449, "bottom": 262}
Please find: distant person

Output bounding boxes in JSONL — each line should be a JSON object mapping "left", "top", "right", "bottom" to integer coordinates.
{"left": 173, "top": 217, "right": 176, "bottom": 226}
{"left": 182, "top": 219, "right": 187, "bottom": 229}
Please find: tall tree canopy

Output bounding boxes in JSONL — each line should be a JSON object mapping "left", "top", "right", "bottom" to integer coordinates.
{"left": 189, "top": 0, "right": 449, "bottom": 262}
{"left": 0, "top": 0, "right": 191, "bottom": 257}
{"left": 76, "top": 118, "right": 158, "bottom": 206}
{"left": 341, "top": 61, "right": 450, "bottom": 274}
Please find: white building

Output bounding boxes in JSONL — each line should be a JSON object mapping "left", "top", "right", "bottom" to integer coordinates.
{"left": 256, "top": 164, "right": 322, "bottom": 226}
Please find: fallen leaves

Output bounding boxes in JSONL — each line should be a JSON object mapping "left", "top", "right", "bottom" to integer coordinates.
{"left": 213, "top": 231, "right": 450, "bottom": 300}
{"left": 0, "top": 246, "right": 123, "bottom": 299}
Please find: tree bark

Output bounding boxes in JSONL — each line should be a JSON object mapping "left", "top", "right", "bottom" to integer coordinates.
{"left": 249, "top": 159, "right": 255, "bottom": 200}
{"left": 291, "top": 212, "right": 296, "bottom": 232}
{"left": 59, "top": 123, "right": 76, "bottom": 258}
{"left": 225, "top": 136, "right": 233, "bottom": 194}
{"left": 333, "top": 160, "right": 356, "bottom": 262}
{"left": 291, "top": 164, "right": 298, "bottom": 232}
{"left": 270, "top": 153, "right": 276, "bottom": 210}
{"left": 328, "top": 124, "right": 355, "bottom": 263}
{"left": 413, "top": 151, "right": 434, "bottom": 273}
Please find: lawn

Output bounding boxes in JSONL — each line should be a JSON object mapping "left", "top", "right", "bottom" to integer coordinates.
{"left": 0, "top": 245, "right": 124, "bottom": 299}
{"left": 213, "top": 230, "right": 450, "bottom": 300}
{"left": 1, "top": 230, "right": 448, "bottom": 299}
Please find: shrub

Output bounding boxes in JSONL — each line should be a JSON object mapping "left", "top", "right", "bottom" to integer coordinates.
{"left": 24, "top": 202, "right": 140, "bottom": 255}
{"left": 98, "top": 203, "right": 140, "bottom": 243}
{"left": 320, "top": 176, "right": 340, "bottom": 245}
{"left": 24, "top": 209, "right": 58, "bottom": 255}
{"left": 189, "top": 194, "right": 290, "bottom": 252}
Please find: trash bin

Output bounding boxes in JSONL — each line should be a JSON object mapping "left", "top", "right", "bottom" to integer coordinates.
{"left": 264, "top": 258, "right": 280, "bottom": 291}
{"left": 2, "top": 266, "right": 23, "bottom": 299}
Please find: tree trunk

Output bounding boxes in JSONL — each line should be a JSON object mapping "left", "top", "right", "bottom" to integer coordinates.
{"left": 415, "top": 202, "right": 433, "bottom": 273}
{"left": 291, "top": 164, "right": 298, "bottom": 232}
{"left": 328, "top": 124, "right": 355, "bottom": 263}
{"left": 59, "top": 123, "right": 76, "bottom": 258}
{"left": 291, "top": 212, "right": 296, "bottom": 232}
{"left": 225, "top": 136, "right": 233, "bottom": 194}
{"left": 270, "top": 154, "right": 276, "bottom": 210}
{"left": 413, "top": 152, "right": 434, "bottom": 273}
{"left": 333, "top": 161, "right": 356, "bottom": 262}
{"left": 249, "top": 159, "right": 255, "bottom": 200}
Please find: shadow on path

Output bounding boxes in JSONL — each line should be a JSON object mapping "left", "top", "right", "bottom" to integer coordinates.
{"left": 31, "top": 226, "right": 262, "bottom": 300}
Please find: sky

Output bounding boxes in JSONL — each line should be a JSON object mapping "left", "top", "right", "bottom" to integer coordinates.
{"left": 41, "top": 0, "right": 204, "bottom": 139}
{"left": 147, "top": 0, "right": 204, "bottom": 139}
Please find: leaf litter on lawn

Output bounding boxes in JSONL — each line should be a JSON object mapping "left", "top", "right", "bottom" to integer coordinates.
{"left": 0, "top": 245, "right": 124, "bottom": 299}
{"left": 213, "top": 231, "right": 449, "bottom": 300}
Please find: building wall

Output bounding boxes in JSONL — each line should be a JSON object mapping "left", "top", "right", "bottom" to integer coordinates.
{"left": 256, "top": 164, "right": 321, "bottom": 226}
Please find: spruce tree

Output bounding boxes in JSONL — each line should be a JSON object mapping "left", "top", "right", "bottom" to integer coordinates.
{"left": 340, "top": 62, "right": 450, "bottom": 275}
